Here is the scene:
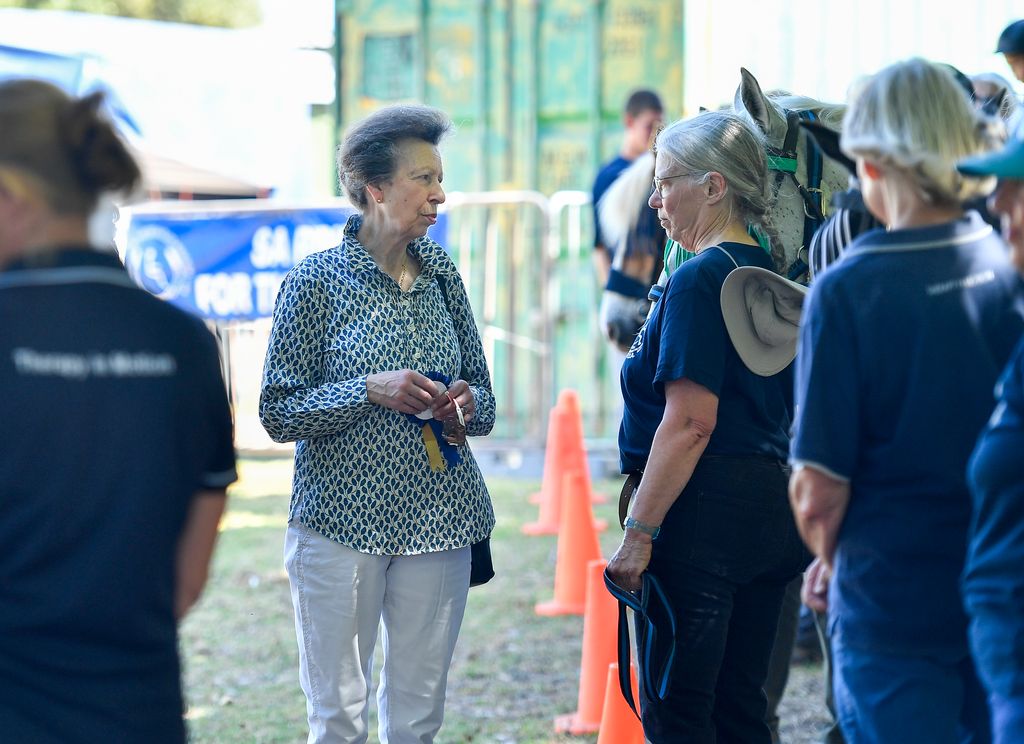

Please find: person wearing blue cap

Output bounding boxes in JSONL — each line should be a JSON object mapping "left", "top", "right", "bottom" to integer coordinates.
{"left": 997, "top": 20, "right": 1024, "bottom": 84}
{"left": 958, "top": 134, "right": 1024, "bottom": 744}
{"left": 790, "top": 59, "right": 1024, "bottom": 744}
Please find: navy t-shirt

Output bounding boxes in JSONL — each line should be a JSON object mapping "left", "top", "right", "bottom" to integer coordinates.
{"left": 964, "top": 337, "right": 1024, "bottom": 623}
{"left": 0, "top": 248, "right": 237, "bottom": 743}
{"left": 791, "top": 212, "right": 1024, "bottom": 653}
{"left": 619, "top": 242, "right": 794, "bottom": 473}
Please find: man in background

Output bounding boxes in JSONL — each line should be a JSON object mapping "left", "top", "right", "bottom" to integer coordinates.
{"left": 998, "top": 19, "right": 1024, "bottom": 84}
{"left": 591, "top": 88, "right": 664, "bottom": 287}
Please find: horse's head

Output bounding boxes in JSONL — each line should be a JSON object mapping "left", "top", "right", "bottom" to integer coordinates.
{"left": 734, "top": 68, "right": 791, "bottom": 148}
{"left": 732, "top": 68, "right": 849, "bottom": 279}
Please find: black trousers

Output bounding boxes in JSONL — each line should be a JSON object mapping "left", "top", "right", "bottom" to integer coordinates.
{"left": 640, "top": 455, "right": 811, "bottom": 744}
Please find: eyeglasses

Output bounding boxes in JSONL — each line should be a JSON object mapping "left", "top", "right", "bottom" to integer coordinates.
{"left": 652, "top": 173, "right": 689, "bottom": 197}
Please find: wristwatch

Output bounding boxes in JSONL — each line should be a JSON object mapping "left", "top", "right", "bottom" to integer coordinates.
{"left": 624, "top": 516, "right": 661, "bottom": 539}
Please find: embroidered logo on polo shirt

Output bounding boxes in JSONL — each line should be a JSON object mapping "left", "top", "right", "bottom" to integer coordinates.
{"left": 12, "top": 348, "right": 177, "bottom": 380}
{"left": 925, "top": 270, "right": 996, "bottom": 297}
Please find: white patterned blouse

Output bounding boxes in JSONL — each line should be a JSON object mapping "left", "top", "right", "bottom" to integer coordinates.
{"left": 260, "top": 214, "right": 495, "bottom": 555}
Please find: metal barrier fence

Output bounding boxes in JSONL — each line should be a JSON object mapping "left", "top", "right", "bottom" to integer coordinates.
{"left": 215, "top": 190, "right": 622, "bottom": 450}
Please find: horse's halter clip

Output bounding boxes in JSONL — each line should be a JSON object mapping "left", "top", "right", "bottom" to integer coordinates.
{"left": 766, "top": 109, "right": 828, "bottom": 281}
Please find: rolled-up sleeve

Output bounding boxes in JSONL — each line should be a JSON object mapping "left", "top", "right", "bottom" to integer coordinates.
{"left": 259, "top": 265, "right": 373, "bottom": 443}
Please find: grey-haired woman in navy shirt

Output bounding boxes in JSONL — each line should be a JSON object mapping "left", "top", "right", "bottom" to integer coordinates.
{"left": 607, "top": 111, "right": 810, "bottom": 744}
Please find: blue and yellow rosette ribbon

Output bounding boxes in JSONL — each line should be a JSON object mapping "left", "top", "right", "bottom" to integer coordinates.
{"left": 404, "top": 371, "right": 463, "bottom": 472}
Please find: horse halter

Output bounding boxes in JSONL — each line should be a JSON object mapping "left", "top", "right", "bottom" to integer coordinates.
{"left": 766, "top": 109, "right": 828, "bottom": 281}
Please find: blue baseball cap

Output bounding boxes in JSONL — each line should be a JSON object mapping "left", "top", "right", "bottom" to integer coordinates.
{"left": 958, "top": 137, "right": 1024, "bottom": 180}
{"left": 997, "top": 20, "right": 1024, "bottom": 55}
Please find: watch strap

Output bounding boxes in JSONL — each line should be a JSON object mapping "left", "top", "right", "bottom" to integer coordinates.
{"left": 624, "top": 516, "right": 661, "bottom": 539}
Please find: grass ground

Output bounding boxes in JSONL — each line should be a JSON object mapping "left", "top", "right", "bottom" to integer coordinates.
{"left": 180, "top": 457, "right": 829, "bottom": 743}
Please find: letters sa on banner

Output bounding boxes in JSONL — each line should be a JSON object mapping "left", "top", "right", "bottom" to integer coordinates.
{"left": 121, "top": 205, "right": 448, "bottom": 322}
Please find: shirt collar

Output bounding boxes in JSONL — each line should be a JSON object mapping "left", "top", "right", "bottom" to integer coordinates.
{"left": 0, "top": 246, "right": 134, "bottom": 289}
{"left": 3, "top": 246, "right": 122, "bottom": 273}
{"left": 849, "top": 210, "right": 993, "bottom": 255}
{"left": 341, "top": 213, "right": 456, "bottom": 282}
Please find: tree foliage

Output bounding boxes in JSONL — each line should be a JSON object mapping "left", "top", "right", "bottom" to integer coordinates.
{"left": 0, "top": 0, "right": 261, "bottom": 28}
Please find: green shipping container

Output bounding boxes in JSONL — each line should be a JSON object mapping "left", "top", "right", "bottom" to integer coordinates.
{"left": 333, "top": 0, "right": 684, "bottom": 443}
{"left": 335, "top": 0, "right": 684, "bottom": 195}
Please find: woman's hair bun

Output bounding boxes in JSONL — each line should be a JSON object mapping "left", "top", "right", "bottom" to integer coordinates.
{"left": 59, "top": 90, "right": 141, "bottom": 196}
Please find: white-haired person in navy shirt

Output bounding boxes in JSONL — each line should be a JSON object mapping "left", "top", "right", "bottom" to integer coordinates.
{"left": 789, "top": 59, "right": 1024, "bottom": 744}
{"left": 0, "top": 79, "right": 235, "bottom": 743}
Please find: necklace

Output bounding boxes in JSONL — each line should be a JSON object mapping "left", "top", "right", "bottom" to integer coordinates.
{"left": 397, "top": 251, "right": 408, "bottom": 292}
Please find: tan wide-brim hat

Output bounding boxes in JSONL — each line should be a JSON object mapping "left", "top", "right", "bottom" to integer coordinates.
{"left": 720, "top": 266, "right": 808, "bottom": 376}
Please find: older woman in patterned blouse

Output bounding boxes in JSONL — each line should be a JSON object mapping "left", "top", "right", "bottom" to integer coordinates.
{"left": 259, "top": 104, "right": 495, "bottom": 744}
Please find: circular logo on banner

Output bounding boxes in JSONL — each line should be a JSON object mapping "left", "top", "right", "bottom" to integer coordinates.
{"left": 125, "top": 225, "right": 195, "bottom": 300}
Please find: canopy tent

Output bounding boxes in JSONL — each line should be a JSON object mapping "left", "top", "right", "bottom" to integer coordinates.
{"left": 0, "top": 43, "right": 271, "bottom": 200}
{"left": 131, "top": 149, "right": 270, "bottom": 201}
{"left": 0, "top": 9, "right": 331, "bottom": 200}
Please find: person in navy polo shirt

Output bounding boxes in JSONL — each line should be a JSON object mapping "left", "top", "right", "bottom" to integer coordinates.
{"left": 0, "top": 80, "right": 236, "bottom": 743}
{"left": 790, "top": 59, "right": 1024, "bottom": 744}
{"left": 958, "top": 131, "right": 1024, "bottom": 744}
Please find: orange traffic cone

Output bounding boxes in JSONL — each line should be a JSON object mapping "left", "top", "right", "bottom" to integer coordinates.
{"left": 527, "top": 403, "right": 566, "bottom": 506}
{"left": 524, "top": 407, "right": 602, "bottom": 536}
{"left": 529, "top": 390, "right": 606, "bottom": 505}
{"left": 560, "top": 390, "right": 608, "bottom": 505}
{"left": 596, "top": 663, "right": 644, "bottom": 744}
{"left": 522, "top": 404, "right": 573, "bottom": 535}
{"left": 554, "top": 559, "right": 618, "bottom": 734}
{"left": 536, "top": 471, "right": 606, "bottom": 616}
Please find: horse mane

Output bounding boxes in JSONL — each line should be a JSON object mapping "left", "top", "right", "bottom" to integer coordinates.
{"left": 596, "top": 151, "right": 655, "bottom": 267}
{"left": 765, "top": 95, "right": 845, "bottom": 128}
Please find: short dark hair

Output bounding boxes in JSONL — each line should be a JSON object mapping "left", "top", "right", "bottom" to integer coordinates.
{"left": 337, "top": 104, "right": 452, "bottom": 210}
{"left": 624, "top": 89, "right": 663, "bottom": 118}
{"left": 0, "top": 79, "right": 140, "bottom": 215}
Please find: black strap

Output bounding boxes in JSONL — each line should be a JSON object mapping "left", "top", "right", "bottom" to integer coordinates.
{"left": 605, "top": 267, "right": 651, "bottom": 300}
{"left": 603, "top": 569, "right": 678, "bottom": 721}
{"left": 617, "top": 472, "right": 642, "bottom": 530}
{"left": 769, "top": 109, "right": 829, "bottom": 282}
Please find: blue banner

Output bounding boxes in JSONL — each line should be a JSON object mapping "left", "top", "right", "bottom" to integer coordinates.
{"left": 123, "top": 205, "right": 449, "bottom": 321}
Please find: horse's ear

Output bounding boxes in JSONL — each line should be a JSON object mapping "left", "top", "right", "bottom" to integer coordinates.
{"left": 800, "top": 120, "right": 856, "bottom": 176}
{"left": 735, "top": 67, "right": 771, "bottom": 134}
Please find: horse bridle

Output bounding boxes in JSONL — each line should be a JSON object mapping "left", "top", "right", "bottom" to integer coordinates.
{"left": 766, "top": 109, "right": 827, "bottom": 281}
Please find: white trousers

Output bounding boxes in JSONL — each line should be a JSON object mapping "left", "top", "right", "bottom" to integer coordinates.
{"left": 284, "top": 523, "right": 471, "bottom": 744}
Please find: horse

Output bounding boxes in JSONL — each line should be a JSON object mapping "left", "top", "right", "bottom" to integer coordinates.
{"left": 597, "top": 151, "right": 664, "bottom": 352}
{"left": 597, "top": 68, "right": 848, "bottom": 348}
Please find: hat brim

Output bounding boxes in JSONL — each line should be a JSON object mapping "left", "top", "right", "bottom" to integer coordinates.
{"left": 720, "top": 266, "right": 807, "bottom": 377}
{"left": 958, "top": 138, "right": 1024, "bottom": 180}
